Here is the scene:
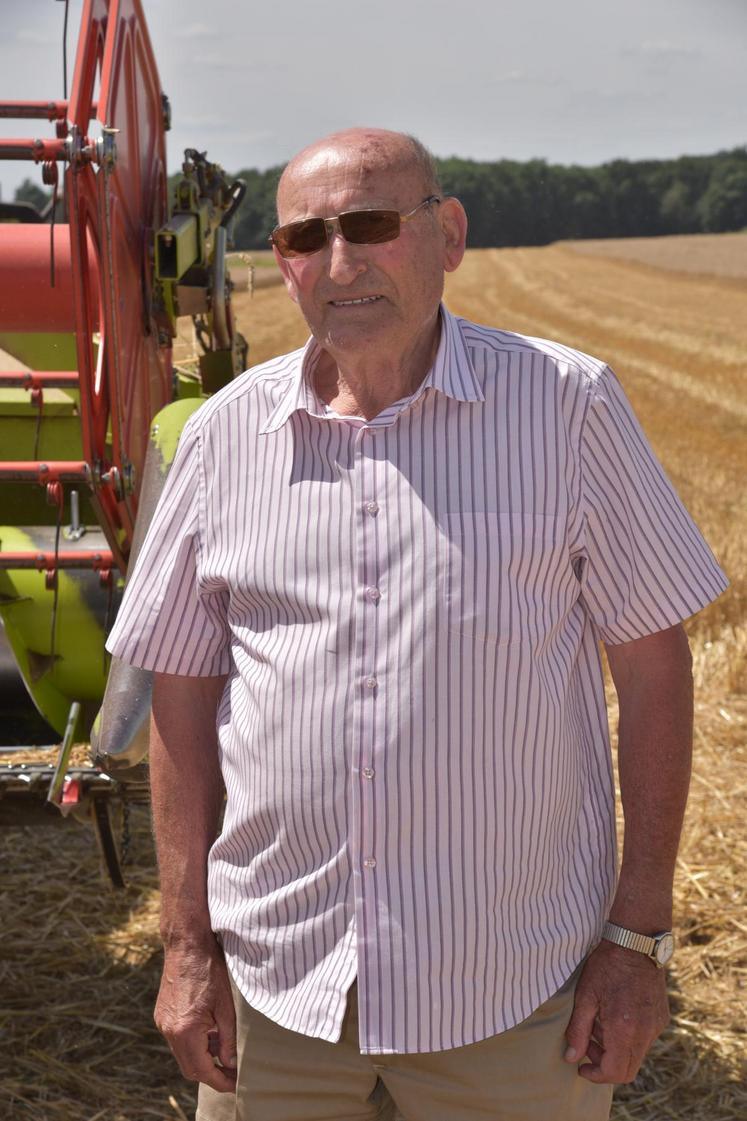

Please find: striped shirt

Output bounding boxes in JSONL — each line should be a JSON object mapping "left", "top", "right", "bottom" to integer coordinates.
{"left": 107, "top": 305, "right": 727, "bottom": 1055}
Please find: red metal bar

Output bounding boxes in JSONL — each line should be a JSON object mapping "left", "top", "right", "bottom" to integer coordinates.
{"left": 0, "top": 101, "right": 69, "bottom": 121}
{"left": 0, "top": 372, "right": 80, "bottom": 389}
{"left": 90, "top": 0, "right": 172, "bottom": 541}
{"left": 68, "top": 0, "right": 109, "bottom": 133}
{"left": 0, "top": 137, "right": 67, "bottom": 162}
{"left": 0, "top": 550, "right": 114, "bottom": 571}
{"left": 0, "top": 461, "right": 91, "bottom": 483}
{"left": 62, "top": 778, "right": 82, "bottom": 804}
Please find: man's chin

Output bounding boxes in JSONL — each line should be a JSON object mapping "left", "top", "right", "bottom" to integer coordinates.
{"left": 320, "top": 317, "right": 393, "bottom": 352}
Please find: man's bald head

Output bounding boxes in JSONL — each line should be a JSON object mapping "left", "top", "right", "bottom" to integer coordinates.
{"left": 277, "top": 128, "right": 441, "bottom": 220}
{"left": 271, "top": 127, "right": 468, "bottom": 368}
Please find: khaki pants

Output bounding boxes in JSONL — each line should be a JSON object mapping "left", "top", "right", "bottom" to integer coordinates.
{"left": 196, "top": 971, "right": 612, "bottom": 1121}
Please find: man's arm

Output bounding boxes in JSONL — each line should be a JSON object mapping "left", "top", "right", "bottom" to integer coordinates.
{"left": 150, "top": 670, "right": 236, "bottom": 1092}
{"left": 565, "top": 622, "right": 694, "bottom": 1084}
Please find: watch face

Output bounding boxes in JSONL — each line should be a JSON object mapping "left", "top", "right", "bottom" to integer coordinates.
{"left": 655, "top": 933, "right": 675, "bottom": 965}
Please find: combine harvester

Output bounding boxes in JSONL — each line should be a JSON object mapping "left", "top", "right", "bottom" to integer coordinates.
{"left": 0, "top": 0, "right": 248, "bottom": 883}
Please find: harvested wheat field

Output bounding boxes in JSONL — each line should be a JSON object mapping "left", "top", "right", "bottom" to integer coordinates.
{"left": 1, "top": 234, "right": 745, "bottom": 1120}
{"left": 568, "top": 231, "right": 747, "bottom": 281}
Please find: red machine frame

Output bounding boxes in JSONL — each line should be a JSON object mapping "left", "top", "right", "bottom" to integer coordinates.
{"left": 0, "top": 0, "right": 172, "bottom": 574}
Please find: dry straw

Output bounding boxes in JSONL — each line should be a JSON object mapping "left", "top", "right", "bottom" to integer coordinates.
{"left": 2, "top": 235, "right": 745, "bottom": 1119}
{"left": 2, "top": 702, "right": 744, "bottom": 1121}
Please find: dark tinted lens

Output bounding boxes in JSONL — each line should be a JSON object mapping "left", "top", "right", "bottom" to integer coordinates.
{"left": 274, "top": 218, "right": 327, "bottom": 258}
{"left": 339, "top": 209, "right": 400, "bottom": 245}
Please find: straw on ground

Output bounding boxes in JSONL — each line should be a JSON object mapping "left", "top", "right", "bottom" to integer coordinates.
{"left": 2, "top": 233, "right": 745, "bottom": 1120}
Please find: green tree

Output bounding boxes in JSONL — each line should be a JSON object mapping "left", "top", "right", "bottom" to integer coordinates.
{"left": 205, "top": 145, "right": 747, "bottom": 251}
{"left": 697, "top": 158, "right": 747, "bottom": 232}
{"left": 230, "top": 166, "right": 284, "bottom": 250}
{"left": 14, "top": 177, "right": 50, "bottom": 213}
{"left": 659, "top": 181, "right": 696, "bottom": 234}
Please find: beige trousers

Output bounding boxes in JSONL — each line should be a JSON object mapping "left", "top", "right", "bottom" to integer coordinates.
{"left": 196, "top": 971, "right": 613, "bottom": 1121}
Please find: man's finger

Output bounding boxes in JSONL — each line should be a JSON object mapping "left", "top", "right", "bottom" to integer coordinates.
{"left": 208, "top": 1027, "right": 238, "bottom": 1077}
{"left": 578, "top": 1035, "right": 640, "bottom": 1085}
{"left": 584, "top": 1039, "right": 604, "bottom": 1067}
{"left": 212, "top": 995, "right": 238, "bottom": 1072}
{"left": 172, "top": 1026, "right": 237, "bottom": 1090}
{"left": 564, "top": 991, "right": 598, "bottom": 1063}
{"left": 200, "top": 1065, "right": 237, "bottom": 1093}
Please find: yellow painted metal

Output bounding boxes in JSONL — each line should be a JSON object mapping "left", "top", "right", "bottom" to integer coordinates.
{"left": 156, "top": 213, "right": 199, "bottom": 280}
{"left": 149, "top": 396, "right": 205, "bottom": 467}
{"left": 0, "top": 526, "right": 119, "bottom": 736}
{"left": 0, "top": 331, "right": 78, "bottom": 371}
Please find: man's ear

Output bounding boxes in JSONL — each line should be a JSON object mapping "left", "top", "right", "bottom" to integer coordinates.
{"left": 439, "top": 197, "right": 468, "bottom": 273}
{"left": 273, "top": 245, "right": 300, "bottom": 304}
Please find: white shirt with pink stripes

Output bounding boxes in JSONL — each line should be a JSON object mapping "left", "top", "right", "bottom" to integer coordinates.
{"left": 107, "top": 305, "right": 727, "bottom": 1055}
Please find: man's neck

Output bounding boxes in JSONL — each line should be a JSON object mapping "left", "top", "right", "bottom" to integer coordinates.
{"left": 314, "top": 313, "right": 442, "bottom": 420}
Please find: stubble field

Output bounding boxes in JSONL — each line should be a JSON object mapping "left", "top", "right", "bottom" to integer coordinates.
{"left": 1, "top": 234, "right": 745, "bottom": 1120}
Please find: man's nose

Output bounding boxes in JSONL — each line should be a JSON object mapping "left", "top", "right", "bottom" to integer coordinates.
{"left": 325, "top": 228, "right": 367, "bottom": 285}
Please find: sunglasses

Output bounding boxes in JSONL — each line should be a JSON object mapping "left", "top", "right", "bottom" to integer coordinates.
{"left": 270, "top": 195, "right": 441, "bottom": 259}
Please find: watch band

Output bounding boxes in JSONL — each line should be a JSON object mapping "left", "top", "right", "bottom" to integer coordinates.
{"left": 602, "top": 921, "right": 657, "bottom": 956}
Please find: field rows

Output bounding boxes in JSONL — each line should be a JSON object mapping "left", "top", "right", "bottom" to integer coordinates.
{"left": 229, "top": 238, "right": 746, "bottom": 1119}
{"left": 2, "top": 237, "right": 744, "bottom": 1120}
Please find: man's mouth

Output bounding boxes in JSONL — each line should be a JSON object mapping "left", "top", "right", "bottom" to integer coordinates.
{"left": 329, "top": 295, "right": 384, "bottom": 307}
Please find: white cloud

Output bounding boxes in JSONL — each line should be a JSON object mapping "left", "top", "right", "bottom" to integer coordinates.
{"left": 176, "top": 113, "right": 225, "bottom": 129}
{"left": 16, "top": 28, "right": 56, "bottom": 45}
{"left": 187, "top": 51, "right": 248, "bottom": 70}
{"left": 170, "top": 126, "right": 275, "bottom": 147}
{"left": 635, "top": 40, "right": 700, "bottom": 57}
{"left": 173, "top": 23, "right": 217, "bottom": 40}
{"left": 479, "top": 68, "right": 563, "bottom": 90}
{"left": 494, "top": 69, "right": 528, "bottom": 83}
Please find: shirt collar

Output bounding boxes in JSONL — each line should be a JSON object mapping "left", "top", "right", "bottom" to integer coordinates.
{"left": 260, "top": 304, "right": 484, "bottom": 435}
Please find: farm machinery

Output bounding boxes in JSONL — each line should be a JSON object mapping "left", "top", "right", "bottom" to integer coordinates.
{"left": 0, "top": 0, "right": 248, "bottom": 882}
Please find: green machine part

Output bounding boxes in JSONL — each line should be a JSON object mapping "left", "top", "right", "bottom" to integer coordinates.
{"left": 0, "top": 331, "right": 95, "bottom": 529}
{"left": 0, "top": 331, "right": 78, "bottom": 372}
{"left": 90, "top": 396, "right": 206, "bottom": 770}
{"left": 0, "top": 329, "right": 101, "bottom": 738}
{"left": 148, "top": 396, "right": 205, "bottom": 466}
{"left": 0, "top": 317, "right": 204, "bottom": 741}
{"left": 1, "top": 151, "right": 245, "bottom": 748}
{"left": 0, "top": 526, "right": 120, "bottom": 735}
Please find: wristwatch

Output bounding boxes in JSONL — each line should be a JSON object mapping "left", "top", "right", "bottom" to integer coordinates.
{"left": 601, "top": 921, "right": 675, "bottom": 968}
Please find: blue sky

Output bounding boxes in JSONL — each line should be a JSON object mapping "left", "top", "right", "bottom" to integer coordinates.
{"left": 1, "top": 0, "right": 745, "bottom": 200}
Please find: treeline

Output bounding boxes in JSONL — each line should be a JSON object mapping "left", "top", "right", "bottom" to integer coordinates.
{"left": 13, "top": 145, "right": 747, "bottom": 250}
{"left": 225, "top": 146, "right": 747, "bottom": 250}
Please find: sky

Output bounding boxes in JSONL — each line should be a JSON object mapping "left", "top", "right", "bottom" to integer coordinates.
{"left": 1, "top": 0, "right": 745, "bottom": 201}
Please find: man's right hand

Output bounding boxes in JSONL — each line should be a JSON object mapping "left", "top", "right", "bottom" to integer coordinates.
{"left": 155, "top": 941, "right": 237, "bottom": 1092}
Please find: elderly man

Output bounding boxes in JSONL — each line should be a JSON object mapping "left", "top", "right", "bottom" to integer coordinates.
{"left": 107, "top": 128, "right": 727, "bottom": 1121}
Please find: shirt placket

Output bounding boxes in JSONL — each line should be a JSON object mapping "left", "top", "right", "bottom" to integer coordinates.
{"left": 350, "top": 421, "right": 387, "bottom": 1050}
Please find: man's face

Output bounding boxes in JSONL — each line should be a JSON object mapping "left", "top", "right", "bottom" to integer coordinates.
{"left": 274, "top": 147, "right": 464, "bottom": 359}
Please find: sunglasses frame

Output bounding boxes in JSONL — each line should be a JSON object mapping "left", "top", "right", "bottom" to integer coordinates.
{"left": 270, "top": 195, "right": 441, "bottom": 259}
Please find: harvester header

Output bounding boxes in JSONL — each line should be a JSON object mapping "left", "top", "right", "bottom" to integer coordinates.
{"left": 0, "top": 0, "right": 249, "bottom": 881}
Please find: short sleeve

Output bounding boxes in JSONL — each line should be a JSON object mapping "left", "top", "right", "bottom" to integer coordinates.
{"left": 106, "top": 418, "right": 231, "bottom": 675}
{"left": 576, "top": 366, "right": 728, "bottom": 644}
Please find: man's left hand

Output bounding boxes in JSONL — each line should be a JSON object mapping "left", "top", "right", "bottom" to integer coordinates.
{"left": 564, "top": 939, "right": 670, "bottom": 1084}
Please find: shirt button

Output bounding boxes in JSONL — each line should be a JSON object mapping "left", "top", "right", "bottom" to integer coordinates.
{"left": 365, "top": 676, "right": 377, "bottom": 690}
{"left": 362, "top": 767, "right": 374, "bottom": 779}
{"left": 365, "top": 586, "right": 381, "bottom": 603}
{"left": 365, "top": 501, "right": 379, "bottom": 516}
{"left": 363, "top": 858, "right": 377, "bottom": 868}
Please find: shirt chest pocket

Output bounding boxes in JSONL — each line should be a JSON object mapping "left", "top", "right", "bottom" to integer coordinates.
{"left": 443, "top": 511, "right": 564, "bottom": 646}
